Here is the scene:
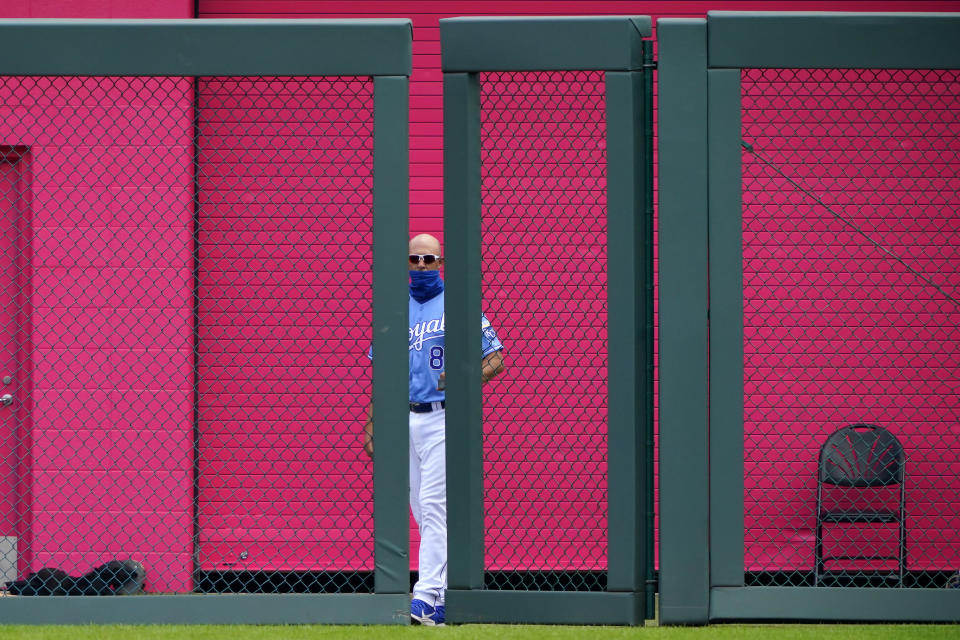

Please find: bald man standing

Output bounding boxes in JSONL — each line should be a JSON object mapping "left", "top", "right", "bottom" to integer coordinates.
{"left": 364, "top": 233, "right": 505, "bottom": 625}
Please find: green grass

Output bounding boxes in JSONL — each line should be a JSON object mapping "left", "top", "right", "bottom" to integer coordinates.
{"left": 1, "top": 625, "right": 959, "bottom": 640}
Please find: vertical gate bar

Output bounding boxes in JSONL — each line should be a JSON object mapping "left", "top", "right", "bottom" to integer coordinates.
{"left": 190, "top": 74, "right": 202, "bottom": 591}
{"left": 707, "top": 68, "right": 745, "bottom": 588}
{"left": 442, "top": 71, "right": 485, "bottom": 592}
{"left": 656, "top": 17, "right": 710, "bottom": 625}
{"left": 372, "top": 75, "right": 411, "bottom": 596}
{"left": 605, "top": 69, "right": 648, "bottom": 626}
{"left": 642, "top": 38, "right": 657, "bottom": 617}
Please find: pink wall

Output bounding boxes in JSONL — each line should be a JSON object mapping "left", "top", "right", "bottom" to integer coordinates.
{"left": 0, "top": 77, "right": 195, "bottom": 592}
{"left": 741, "top": 68, "right": 960, "bottom": 572}
{"left": 0, "top": 1, "right": 195, "bottom": 592}
{"left": 199, "top": 0, "right": 960, "bottom": 579}
{"left": 198, "top": 0, "right": 960, "bottom": 240}
{"left": 1, "top": 0, "right": 192, "bottom": 18}
{"left": 194, "top": 76, "right": 376, "bottom": 572}
{"left": 0, "top": 0, "right": 955, "bottom": 592}
{"left": 479, "top": 70, "right": 610, "bottom": 571}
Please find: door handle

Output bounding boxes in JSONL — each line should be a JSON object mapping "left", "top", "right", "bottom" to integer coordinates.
{"left": 0, "top": 394, "right": 13, "bottom": 407}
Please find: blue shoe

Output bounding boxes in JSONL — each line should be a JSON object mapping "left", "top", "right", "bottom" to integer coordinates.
{"left": 410, "top": 598, "right": 446, "bottom": 626}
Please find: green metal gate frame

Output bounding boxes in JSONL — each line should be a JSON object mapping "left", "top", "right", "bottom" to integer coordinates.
{"left": 0, "top": 19, "right": 412, "bottom": 625}
{"left": 657, "top": 11, "right": 960, "bottom": 625}
{"left": 439, "top": 16, "right": 655, "bottom": 626}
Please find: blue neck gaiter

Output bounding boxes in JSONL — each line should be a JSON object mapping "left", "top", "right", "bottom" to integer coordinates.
{"left": 409, "top": 270, "right": 444, "bottom": 303}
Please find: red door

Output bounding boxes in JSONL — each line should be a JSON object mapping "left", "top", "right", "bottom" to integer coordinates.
{"left": 0, "top": 146, "right": 32, "bottom": 583}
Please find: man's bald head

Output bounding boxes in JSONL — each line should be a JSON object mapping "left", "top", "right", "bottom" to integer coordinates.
{"left": 409, "top": 234, "right": 443, "bottom": 271}
{"left": 409, "top": 234, "right": 441, "bottom": 255}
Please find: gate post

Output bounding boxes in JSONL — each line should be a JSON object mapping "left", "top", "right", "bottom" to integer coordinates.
{"left": 656, "top": 17, "right": 710, "bottom": 626}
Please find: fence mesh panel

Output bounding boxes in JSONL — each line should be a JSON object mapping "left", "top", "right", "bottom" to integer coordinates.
{"left": 195, "top": 76, "right": 374, "bottom": 593}
{"left": 0, "top": 75, "right": 374, "bottom": 595}
{"left": 479, "top": 70, "right": 608, "bottom": 591}
{"left": 741, "top": 68, "right": 960, "bottom": 589}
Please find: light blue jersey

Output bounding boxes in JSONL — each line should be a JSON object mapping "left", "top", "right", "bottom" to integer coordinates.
{"left": 368, "top": 291, "right": 504, "bottom": 403}
{"left": 409, "top": 292, "right": 503, "bottom": 403}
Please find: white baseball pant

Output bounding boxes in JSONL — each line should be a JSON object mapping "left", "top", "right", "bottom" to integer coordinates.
{"left": 409, "top": 406, "right": 447, "bottom": 606}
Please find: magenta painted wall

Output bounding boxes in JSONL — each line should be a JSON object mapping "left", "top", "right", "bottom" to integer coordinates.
{"left": 0, "top": 79, "right": 195, "bottom": 591}
{"left": 478, "top": 70, "right": 610, "bottom": 571}
{"left": 0, "top": 1, "right": 195, "bottom": 592}
{"left": 0, "top": 0, "right": 956, "bottom": 592}
{"left": 741, "top": 68, "right": 960, "bottom": 572}
{"left": 197, "top": 0, "right": 960, "bottom": 579}
{"left": 194, "top": 76, "right": 376, "bottom": 572}
{"left": 1, "top": 0, "right": 192, "bottom": 18}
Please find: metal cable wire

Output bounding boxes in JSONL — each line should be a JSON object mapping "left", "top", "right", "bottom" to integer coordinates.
{"left": 742, "top": 139, "right": 960, "bottom": 309}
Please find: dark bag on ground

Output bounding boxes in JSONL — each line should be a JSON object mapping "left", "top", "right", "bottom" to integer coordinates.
{"left": 3, "top": 559, "right": 145, "bottom": 595}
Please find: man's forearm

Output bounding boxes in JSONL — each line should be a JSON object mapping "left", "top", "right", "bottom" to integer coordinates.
{"left": 362, "top": 403, "right": 374, "bottom": 457}
{"left": 481, "top": 351, "right": 505, "bottom": 384}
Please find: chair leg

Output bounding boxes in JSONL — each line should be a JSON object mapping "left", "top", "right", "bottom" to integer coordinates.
{"left": 898, "top": 482, "right": 906, "bottom": 588}
{"left": 814, "top": 518, "right": 823, "bottom": 587}
{"left": 899, "top": 518, "right": 906, "bottom": 588}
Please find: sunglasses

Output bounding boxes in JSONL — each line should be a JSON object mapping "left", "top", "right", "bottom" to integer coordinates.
{"left": 409, "top": 254, "right": 442, "bottom": 265}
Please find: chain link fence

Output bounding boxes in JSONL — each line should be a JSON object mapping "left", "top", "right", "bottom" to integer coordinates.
{"left": 480, "top": 70, "right": 609, "bottom": 591}
{"left": 740, "top": 67, "right": 960, "bottom": 589}
{"left": 195, "top": 76, "right": 374, "bottom": 593}
{"left": 0, "top": 74, "right": 376, "bottom": 595}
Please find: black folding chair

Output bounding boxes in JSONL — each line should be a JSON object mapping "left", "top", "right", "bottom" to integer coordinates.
{"left": 814, "top": 424, "right": 906, "bottom": 587}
